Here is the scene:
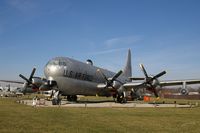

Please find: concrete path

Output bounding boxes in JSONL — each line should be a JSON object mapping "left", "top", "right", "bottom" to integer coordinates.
{"left": 20, "top": 99, "right": 193, "bottom": 108}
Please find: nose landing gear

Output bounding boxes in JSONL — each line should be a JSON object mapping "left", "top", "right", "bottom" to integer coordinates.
{"left": 51, "top": 91, "right": 61, "bottom": 105}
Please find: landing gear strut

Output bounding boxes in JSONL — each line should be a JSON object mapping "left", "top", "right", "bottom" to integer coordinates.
{"left": 52, "top": 91, "right": 61, "bottom": 105}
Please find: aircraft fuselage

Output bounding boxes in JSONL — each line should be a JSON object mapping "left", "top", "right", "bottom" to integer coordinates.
{"left": 44, "top": 57, "right": 128, "bottom": 96}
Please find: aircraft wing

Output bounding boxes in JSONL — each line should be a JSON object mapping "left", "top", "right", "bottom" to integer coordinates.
{"left": 122, "top": 79, "right": 200, "bottom": 91}
{"left": 159, "top": 79, "right": 200, "bottom": 87}
{"left": 123, "top": 82, "right": 145, "bottom": 90}
{"left": 0, "top": 80, "right": 24, "bottom": 84}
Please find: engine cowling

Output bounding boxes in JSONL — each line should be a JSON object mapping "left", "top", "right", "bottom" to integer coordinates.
{"left": 112, "top": 81, "right": 121, "bottom": 89}
{"left": 151, "top": 78, "right": 160, "bottom": 88}
{"left": 180, "top": 82, "right": 189, "bottom": 95}
{"left": 32, "top": 77, "right": 44, "bottom": 87}
{"left": 180, "top": 88, "right": 189, "bottom": 95}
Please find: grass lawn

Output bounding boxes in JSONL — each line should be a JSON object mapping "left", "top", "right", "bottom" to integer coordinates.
{"left": 0, "top": 97, "right": 200, "bottom": 133}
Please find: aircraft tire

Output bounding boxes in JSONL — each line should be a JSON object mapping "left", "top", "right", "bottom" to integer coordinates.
{"left": 52, "top": 99, "right": 57, "bottom": 105}
{"left": 67, "top": 95, "right": 77, "bottom": 102}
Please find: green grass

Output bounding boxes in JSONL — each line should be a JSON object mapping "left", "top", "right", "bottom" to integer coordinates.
{"left": 1, "top": 97, "right": 200, "bottom": 133}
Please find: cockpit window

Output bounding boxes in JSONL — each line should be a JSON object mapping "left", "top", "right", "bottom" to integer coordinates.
{"left": 47, "top": 60, "right": 59, "bottom": 66}
{"left": 46, "top": 59, "right": 67, "bottom": 67}
{"left": 59, "top": 61, "right": 67, "bottom": 66}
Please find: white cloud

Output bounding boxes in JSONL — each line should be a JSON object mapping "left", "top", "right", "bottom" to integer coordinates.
{"left": 104, "top": 35, "right": 142, "bottom": 47}
{"left": 7, "top": 0, "right": 71, "bottom": 15}
{"left": 8, "top": 0, "right": 37, "bottom": 13}
{"left": 88, "top": 48, "right": 128, "bottom": 55}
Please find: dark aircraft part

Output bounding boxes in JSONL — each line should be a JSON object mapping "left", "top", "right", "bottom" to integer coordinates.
{"left": 86, "top": 59, "right": 93, "bottom": 65}
{"left": 129, "top": 77, "right": 145, "bottom": 80}
{"left": 47, "top": 80, "right": 57, "bottom": 87}
{"left": 39, "top": 80, "right": 57, "bottom": 91}
{"left": 52, "top": 98, "right": 61, "bottom": 105}
{"left": 180, "top": 88, "right": 189, "bottom": 95}
{"left": 97, "top": 69, "right": 123, "bottom": 89}
{"left": 116, "top": 86, "right": 127, "bottom": 103}
{"left": 139, "top": 64, "right": 166, "bottom": 97}
{"left": 116, "top": 91, "right": 127, "bottom": 103}
{"left": 67, "top": 95, "right": 77, "bottom": 102}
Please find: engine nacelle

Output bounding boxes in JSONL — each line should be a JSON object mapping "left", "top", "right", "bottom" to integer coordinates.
{"left": 113, "top": 81, "right": 121, "bottom": 89}
{"left": 32, "top": 77, "right": 44, "bottom": 87}
{"left": 180, "top": 81, "right": 189, "bottom": 95}
{"left": 180, "top": 88, "right": 189, "bottom": 95}
{"left": 152, "top": 78, "right": 160, "bottom": 87}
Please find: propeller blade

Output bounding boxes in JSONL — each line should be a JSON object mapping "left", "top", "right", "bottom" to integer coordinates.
{"left": 139, "top": 64, "right": 149, "bottom": 78}
{"left": 152, "top": 71, "right": 166, "bottom": 80}
{"left": 111, "top": 70, "right": 123, "bottom": 82}
{"left": 29, "top": 68, "right": 36, "bottom": 81}
{"left": 97, "top": 69, "right": 122, "bottom": 90}
{"left": 147, "top": 84, "right": 159, "bottom": 98}
{"left": 139, "top": 64, "right": 164, "bottom": 98}
{"left": 19, "top": 74, "right": 31, "bottom": 84}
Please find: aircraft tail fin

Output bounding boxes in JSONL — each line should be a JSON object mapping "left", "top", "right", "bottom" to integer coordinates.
{"left": 123, "top": 49, "right": 132, "bottom": 78}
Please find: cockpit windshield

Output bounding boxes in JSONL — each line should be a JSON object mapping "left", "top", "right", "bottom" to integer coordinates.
{"left": 47, "top": 60, "right": 59, "bottom": 66}
{"left": 46, "top": 58, "right": 67, "bottom": 66}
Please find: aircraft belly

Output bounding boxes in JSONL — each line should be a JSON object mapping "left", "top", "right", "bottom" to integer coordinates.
{"left": 55, "top": 77, "right": 99, "bottom": 96}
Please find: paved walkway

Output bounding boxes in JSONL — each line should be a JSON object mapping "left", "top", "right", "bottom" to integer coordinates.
{"left": 19, "top": 99, "right": 194, "bottom": 108}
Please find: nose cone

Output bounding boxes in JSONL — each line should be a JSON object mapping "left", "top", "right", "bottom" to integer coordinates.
{"left": 44, "top": 58, "right": 60, "bottom": 78}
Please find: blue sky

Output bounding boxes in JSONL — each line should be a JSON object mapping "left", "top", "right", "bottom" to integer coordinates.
{"left": 0, "top": 0, "right": 200, "bottom": 80}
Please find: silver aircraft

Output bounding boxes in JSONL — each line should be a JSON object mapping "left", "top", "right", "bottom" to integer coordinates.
{"left": 1, "top": 49, "right": 200, "bottom": 104}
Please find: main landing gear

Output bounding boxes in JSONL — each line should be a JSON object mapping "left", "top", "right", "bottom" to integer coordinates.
{"left": 114, "top": 92, "right": 127, "bottom": 103}
{"left": 67, "top": 95, "right": 77, "bottom": 102}
{"left": 51, "top": 91, "right": 78, "bottom": 105}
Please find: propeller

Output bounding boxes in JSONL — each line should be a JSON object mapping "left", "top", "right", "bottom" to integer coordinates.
{"left": 97, "top": 69, "right": 123, "bottom": 89}
{"left": 139, "top": 64, "right": 166, "bottom": 97}
{"left": 19, "top": 68, "right": 37, "bottom": 89}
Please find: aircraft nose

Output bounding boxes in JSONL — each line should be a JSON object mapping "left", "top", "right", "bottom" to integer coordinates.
{"left": 44, "top": 58, "right": 67, "bottom": 78}
{"left": 44, "top": 61, "right": 57, "bottom": 76}
{"left": 45, "top": 64, "right": 58, "bottom": 76}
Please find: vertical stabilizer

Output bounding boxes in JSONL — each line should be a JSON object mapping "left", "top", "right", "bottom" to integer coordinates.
{"left": 123, "top": 49, "right": 132, "bottom": 78}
